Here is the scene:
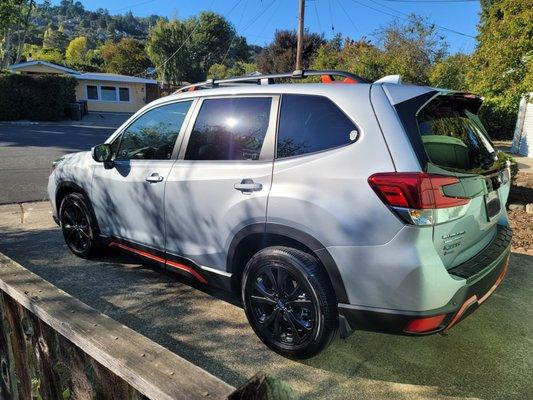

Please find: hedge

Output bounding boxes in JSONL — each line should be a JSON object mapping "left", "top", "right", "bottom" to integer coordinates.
{"left": 0, "top": 74, "right": 77, "bottom": 121}
{"left": 478, "top": 96, "right": 520, "bottom": 141}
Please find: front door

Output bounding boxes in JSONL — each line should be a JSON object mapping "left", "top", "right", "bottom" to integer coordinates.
{"left": 164, "top": 95, "right": 279, "bottom": 270}
{"left": 91, "top": 100, "right": 194, "bottom": 250}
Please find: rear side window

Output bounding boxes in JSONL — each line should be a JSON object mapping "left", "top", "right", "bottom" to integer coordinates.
{"left": 417, "top": 97, "right": 496, "bottom": 173}
{"left": 185, "top": 97, "right": 272, "bottom": 161}
{"left": 277, "top": 94, "right": 357, "bottom": 158}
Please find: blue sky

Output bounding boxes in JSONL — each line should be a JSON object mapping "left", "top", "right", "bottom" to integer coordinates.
{"left": 50, "top": 0, "right": 481, "bottom": 54}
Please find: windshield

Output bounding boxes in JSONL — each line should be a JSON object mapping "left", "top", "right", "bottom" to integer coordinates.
{"left": 417, "top": 96, "right": 498, "bottom": 174}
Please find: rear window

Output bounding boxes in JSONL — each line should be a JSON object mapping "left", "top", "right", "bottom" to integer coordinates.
{"left": 417, "top": 96, "right": 496, "bottom": 173}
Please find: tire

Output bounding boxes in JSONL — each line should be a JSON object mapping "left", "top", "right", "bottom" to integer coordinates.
{"left": 242, "top": 246, "right": 338, "bottom": 359}
{"left": 59, "top": 192, "right": 100, "bottom": 259}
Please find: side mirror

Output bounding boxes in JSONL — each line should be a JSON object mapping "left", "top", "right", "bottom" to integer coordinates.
{"left": 92, "top": 143, "right": 112, "bottom": 162}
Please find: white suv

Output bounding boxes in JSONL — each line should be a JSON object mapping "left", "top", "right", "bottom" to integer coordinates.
{"left": 49, "top": 70, "right": 512, "bottom": 358}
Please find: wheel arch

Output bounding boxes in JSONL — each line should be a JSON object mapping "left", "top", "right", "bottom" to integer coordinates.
{"left": 56, "top": 181, "right": 100, "bottom": 233}
{"left": 227, "top": 223, "right": 349, "bottom": 303}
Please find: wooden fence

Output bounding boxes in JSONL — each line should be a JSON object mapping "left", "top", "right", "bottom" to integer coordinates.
{"left": 0, "top": 252, "right": 297, "bottom": 400}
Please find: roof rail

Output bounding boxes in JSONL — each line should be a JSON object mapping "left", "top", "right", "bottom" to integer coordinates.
{"left": 175, "top": 69, "right": 368, "bottom": 93}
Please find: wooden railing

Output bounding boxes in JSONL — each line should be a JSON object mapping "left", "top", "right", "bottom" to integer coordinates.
{"left": 0, "top": 252, "right": 297, "bottom": 400}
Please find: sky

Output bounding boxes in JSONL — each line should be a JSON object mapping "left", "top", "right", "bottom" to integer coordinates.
{"left": 50, "top": 0, "right": 482, "bottom": 54}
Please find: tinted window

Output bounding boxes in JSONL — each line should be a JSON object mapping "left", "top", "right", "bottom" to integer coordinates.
{"left": 115, "top": 101, "right": 192, "bottom": 160}
{"left": 101, "top": 86, "right": 116, "bottom": 101}
{"left": 277, "top": 95, "right": 357, "bottom": 158}
{"left": 417, "top": 97, "right": 496, "bottom": 172}
{"left": 119, "top": 87, "right": 130, "bottom": 102}
{"left": 185, "top": 97, "right": 272, "bottom": 161}
{"left": 87, "top": 85, "right": 98, "bottom": 100}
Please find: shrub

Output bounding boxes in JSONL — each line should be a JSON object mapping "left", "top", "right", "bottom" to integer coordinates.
{"left": 478, "top": 96, "right": 519, "bottom": 141}
{"left": 0, "top": 74, "right": 77, "bottom": 121}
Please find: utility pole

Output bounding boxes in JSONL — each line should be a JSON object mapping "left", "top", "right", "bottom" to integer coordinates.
{"left": 295, "top": 0, "right": 305, "bottom": 71}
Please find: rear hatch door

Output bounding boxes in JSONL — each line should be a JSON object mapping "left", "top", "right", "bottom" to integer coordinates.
{"left": 415, "top": 93, "right": 511, "bottom": 269}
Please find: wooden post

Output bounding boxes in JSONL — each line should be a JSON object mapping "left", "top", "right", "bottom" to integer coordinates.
{"left": 295, "top": 0, "right": 305, "bottom": 71}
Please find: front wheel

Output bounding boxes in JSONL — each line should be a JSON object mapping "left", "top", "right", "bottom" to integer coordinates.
{"left": 59, "top": 192, "right": 100, "bottom": 259}
{"left": 242, "top": 246, "right": 338, "bottom": 359}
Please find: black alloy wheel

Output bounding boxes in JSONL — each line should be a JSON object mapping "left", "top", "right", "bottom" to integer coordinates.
{"left": 242, "top": 247, "right": 338, "bottom": 359}
{"left": 60, "top": 193, "right": 99, "bottom": 258}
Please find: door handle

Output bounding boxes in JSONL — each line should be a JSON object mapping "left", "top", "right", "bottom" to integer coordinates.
{"left": 234, "top": 179, "right": 262, "bottom": 193}
{"left": 146, "top": 173, "right": 164, "bottom": 183}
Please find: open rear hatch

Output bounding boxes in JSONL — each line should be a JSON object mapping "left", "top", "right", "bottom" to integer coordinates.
{"left": 416, "top": 93, "right": 511, "bottom": 269}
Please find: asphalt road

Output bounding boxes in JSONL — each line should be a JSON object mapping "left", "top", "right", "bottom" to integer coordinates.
{"left": 0, "top": 202, "right": 531, "bottom": 400}
{"left": 0, "top": 122, "right": 115, "bottom": 204}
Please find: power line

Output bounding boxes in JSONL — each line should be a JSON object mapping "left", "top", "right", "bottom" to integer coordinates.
{"left": 336, "top": 0, "right": 362, "bottom": 36}
{"left": 111, "top": 0, "right": 159, "bottom": 13}
{"left": 348, "top": 0, "right": 475, "bottom": 38}
{"left": 312, "top": 0, "right": 323, "bottom": 34}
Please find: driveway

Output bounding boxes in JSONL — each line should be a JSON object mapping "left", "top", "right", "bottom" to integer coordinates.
{"left": 0, "top": 202, "right": 531, "bottom": 400}
{"left": 0, "top": 114, "right": 129, "bottom": 204}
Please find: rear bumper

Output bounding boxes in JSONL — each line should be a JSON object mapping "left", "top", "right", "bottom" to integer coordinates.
{"left": 338, "top": 226, "right": 512, "bottom": 337}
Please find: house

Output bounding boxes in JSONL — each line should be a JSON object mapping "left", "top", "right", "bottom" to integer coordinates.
{"left": 512, "top": 92, "right": 533, "bottom": 157}
{"left": 8, "top": 60, "right": 159, "bottom": 113}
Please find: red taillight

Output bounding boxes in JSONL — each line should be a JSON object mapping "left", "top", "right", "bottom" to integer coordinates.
{"left": 404, "top": 314, "right": 447, "bottom": 333}
{"left": 368, "top": 172, "right": 469, "bottom": 209}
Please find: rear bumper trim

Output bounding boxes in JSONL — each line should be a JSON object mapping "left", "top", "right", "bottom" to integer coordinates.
{"left": 338, "top": 241, "right": 511, "bottom": 337}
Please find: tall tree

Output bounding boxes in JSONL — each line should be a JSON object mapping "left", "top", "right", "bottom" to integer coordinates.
{"left": 377, "top": 15, "right": 448, "bottom": 85}
{"left": 0, "top": 0, "right": 36, "bottom": 67}
{"left": 255, "top": 30, "right": 325, "bottom": 73}
{"left": 429, "top": 53, "right": 471, "bottom": 91}
{"left": 146, "top": 12, "right": 249, "bottom": 83}
{"left": 468, "top": 0, "right": 532, "bottom": 137}
{"left": 65, "top": 35, "right": 87, "bottom": 67}
{"left": 100, "top": 37, "right": 151, "bottom": 76}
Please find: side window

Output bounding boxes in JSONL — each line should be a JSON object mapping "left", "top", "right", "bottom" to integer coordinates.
{"left": 115, "top": 101, "right": 192, "bottom": 160}
{"left": 185, "top": 97, "right": 272, "bottom": 161}
{"left": 277, "top": 94, "right": 357, "bottom": 158}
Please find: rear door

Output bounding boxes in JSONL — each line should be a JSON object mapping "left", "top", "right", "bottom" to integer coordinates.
{"left": 415, "top": 94, "right": 511, "bottom": 268}
{"left": 164, "top": 95, "right": 279, "bottom": 271}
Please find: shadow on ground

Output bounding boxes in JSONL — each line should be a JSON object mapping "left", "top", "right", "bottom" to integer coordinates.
{"left": 0, "top": 227, "right": 531, "bottom": 399}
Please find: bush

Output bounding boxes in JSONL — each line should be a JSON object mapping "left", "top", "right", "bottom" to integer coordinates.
{"left": 478, "top": 96, "right": 519, "bottom": 140}
{"left": 0, "top": 74, "right": 77, "bottom": 121}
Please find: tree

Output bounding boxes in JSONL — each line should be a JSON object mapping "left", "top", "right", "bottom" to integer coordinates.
{"left": 43, "top": 24, "right": 68, "bottom": 51}
{"left": 23, "top": 44, "right": 63, "bottom": 64}
{"left": 256, "top": 30, "right": 325, "bottom": 73}
{"left": 146, "top": 12, "right": 250, "bottom": 83}
{"left": 207, "top": 61, "right": 257, "bottom": 79}
{"left": 100, "top": 38, "right": 151, "bottom": 76}
{"left": 146, "top": 18, "right": 192, "bottom": 84}
{"left": 429, "top": 53, "right": 471, "bottom": 91}
{"left": 467, "top": 0, "right": 532, "bottom": 138}
{"left": 377, "top": 15, "right": 448, "bottom": 85}
{"left": 0, "top": 0, "right": 36, "bottom": 67}
{"left": 65, "top": 36, "right": 87, "bottom": 67}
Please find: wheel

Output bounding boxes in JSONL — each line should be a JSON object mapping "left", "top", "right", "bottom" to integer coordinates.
{"left": 59, "top": 192, "right": 100, "bottom": 259}
{"left": 242, "top": 246, "right": 338, "bottom": 359}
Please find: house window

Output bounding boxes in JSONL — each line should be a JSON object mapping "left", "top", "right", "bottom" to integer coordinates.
{"left": 87, "top": 85, "right": 98, "bottom": 100}
{"left": 101, "top": 86, "right": 117, "bottom": 101}
{"left": 119, "top": 87, "right": 130, "bottom": 102}
{"left": 86, "top": 85, "right": 132, "bottom": 102}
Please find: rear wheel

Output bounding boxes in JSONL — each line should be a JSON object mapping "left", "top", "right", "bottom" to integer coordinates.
{"left": 242, "top": 246, "right": 338, "bottom": 359}
{"left": 59, "top": 192, "right": 100, "bottom": 258}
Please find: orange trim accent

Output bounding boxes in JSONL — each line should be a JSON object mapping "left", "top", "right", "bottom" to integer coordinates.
{"left": 321, "top": 75, "right": 334, "bottom": 83}
{"left": 444, "top": 254, "right": 510, "bottom": 332}
{"left": 166, "top": 260, "right": 208, "bottom": 284}
{"left": 109, "top": 242, "right": 166, "bottom": 263}
{"left": 109, "top": 242, "right": 207, "bottom": 284}
{"left": 343, "top": 77, "right": 357, "bottom": 84}
{"left": 444, "top": 295, "right": 477, "bottom": 332}
{"left": 478, "top": 254, "right": 509, "bottom": 304}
